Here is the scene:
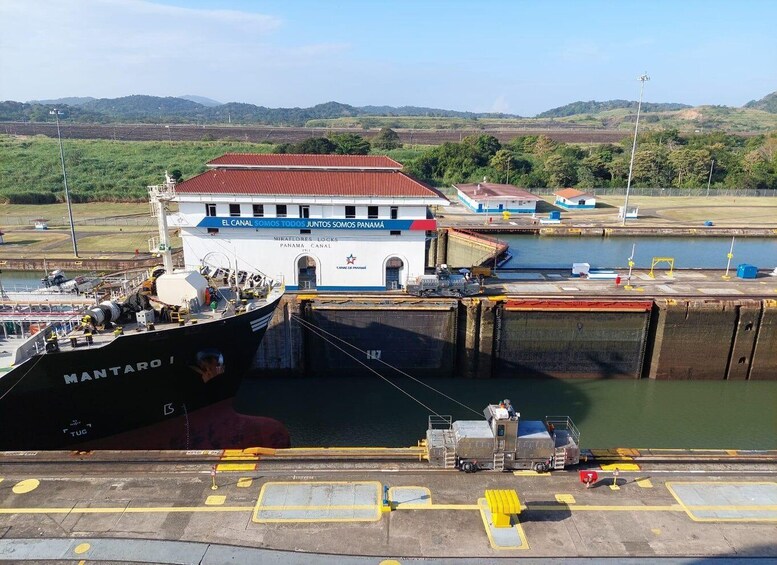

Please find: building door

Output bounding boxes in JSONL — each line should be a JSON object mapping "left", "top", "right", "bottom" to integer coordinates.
{"left": 385, "top": 257, "right": 404, "bottom": 290}
{"left": 298, "top": 255, "right": 317, "bottom": 290}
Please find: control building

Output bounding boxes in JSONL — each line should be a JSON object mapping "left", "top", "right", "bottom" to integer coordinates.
{"left": 171, "top": 154, "right": 449, "bottom": 291}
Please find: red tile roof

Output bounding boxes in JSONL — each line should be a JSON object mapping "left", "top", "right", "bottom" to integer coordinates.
{"left": 554, "top": 188, "right": 593, "bottom": 199}
{"left": 454, "top": 182, "right": 540, "bottom": 200}
{"left": 207, "top": 153, "right": 403, "bottom": 170}
{"left": 176, "top": 169, "right": 448, "bottom": 200}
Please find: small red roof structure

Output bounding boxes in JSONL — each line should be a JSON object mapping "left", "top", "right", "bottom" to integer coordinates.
{"left": 554, "top": 188, "right": 592, "bottom": 199}
{"left": 206, "top": 153, "right": 403, "bottom": 170}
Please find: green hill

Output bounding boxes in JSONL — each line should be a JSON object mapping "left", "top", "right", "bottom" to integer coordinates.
{"left": 538, "top": 100, "right": 690, "bottom": 118}
{"left": 744, "top": 91, "right": 777, "bottom": 113}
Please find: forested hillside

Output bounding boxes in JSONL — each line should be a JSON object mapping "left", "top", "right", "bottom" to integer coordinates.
{"left": 538, "top": 100, "right": 690, "bottom": 118}
{"left": 745, "top": 91, "right": 777, "bottom": 113}
{"left": 1, "top": 128, "right": 775, "bottom": 204}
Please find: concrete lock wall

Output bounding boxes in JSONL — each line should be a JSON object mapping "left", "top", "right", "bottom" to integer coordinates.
{"left": 645, "top": 299, "right": 771, "bottom": 380}
{"left": 443, "top": 229, "right": 502, "bottom": 269}
{"left": 749, "top": 300, "right": 777, "bottom": 380}
{"left": 252, "top": 295, "right": 777, "bottom": 381}
{"left": 495, "top": 309, "right": 650, "bottom": 379}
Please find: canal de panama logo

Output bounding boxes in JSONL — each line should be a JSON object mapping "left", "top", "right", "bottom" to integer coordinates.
{"left": 337, "top": 253, "right": 366, "bottom": 271}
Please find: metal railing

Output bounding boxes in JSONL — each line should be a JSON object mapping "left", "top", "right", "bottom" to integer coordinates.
{"left": 545, "top": 416, "right": 581, "bottom": 446}
{"left": 428, "top": 414, "right": 453, "bottom": 430}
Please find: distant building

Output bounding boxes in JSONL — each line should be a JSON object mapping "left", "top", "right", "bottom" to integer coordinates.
{"left": 554, "top": 189, "right": 596, "bottom": 209}
{"left": 453, "top": 182, "right": 540, "bottom": 214}
{"left": 172, "top": 154, "right": 449, "bottom": 291}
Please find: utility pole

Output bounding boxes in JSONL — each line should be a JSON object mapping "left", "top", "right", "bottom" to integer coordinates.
{"left": 622, "top": 73, "right": 650, "bottom": 226}
{"left": 51, "top": 109, "right": 78, "bottom": 257}
{"left": 706, "top": 159, "right": 715, "bottom": 197}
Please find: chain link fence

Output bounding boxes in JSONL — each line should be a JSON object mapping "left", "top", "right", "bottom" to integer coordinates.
{"left": 528, "top": 187, "right": 777, "bottom": 198}
{"left": 2, "top": 215, "right": 156, "bottom": 227}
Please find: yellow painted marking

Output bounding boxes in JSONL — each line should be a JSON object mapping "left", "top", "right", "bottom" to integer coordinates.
{"left": 74, "top": 543, "right": 91, "bottom": 554}
{"left": 488, "top": 295, "right": 507, "bottom": 302}
{"left": 380, "top": 561, "right": 402, "bottom": 565}
{"left": 726, "top": 450, "right": 738, "bottom": 456}
{"left": 296, "top": 294, "right": 318, "bottom": 300}
{"left": 666, "top": 481, "right": 777, "bottom": 523}
{"left": 0, "top": 502, "right": 693, "bottom": 516}
{"left": 478, "top": 498, "right": 528, "bottom": 550}
{"left": 253, "top": 481, "right": 383, "bottom": 523}
{"left": 205, "top": 495, "right": 226, "bottom": 506}
{"left": 0, "top": 506, "right": 256, "bottom": 514}
{"left": 512, "top": 470, "right": 550, "bottom": 476}
{"left": 396, "top": 504, "right": 479, "bottom": 510}
{"left": 609, "top": 485, "right": 621, "bottom": 491}
{"left": 555, "top": 494, "right": 576, "bottom": 504}
{"left": 652, "top": 528, "right": 661, "bottom": 535}
{"left": 388, "top": 486, "right": 432, "bottom": 507}
{"left": 12, "top": 479, "right": 40, "bottom": 494}
{"left": 637, "top": 479, "right": 653, "bottom": 488}
{"left": 78, "top": 561, "right": 86, "bottom": 565}
{"left": 601, "top": 463, "right": 640, "bottom": 471}
{"left": 237, "top": 478, "right": 253, "bottom": 488}
{"left": 216, "top": 463, "right": 256, "bottom": 472}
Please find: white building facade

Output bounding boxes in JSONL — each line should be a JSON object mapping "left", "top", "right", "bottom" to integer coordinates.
{"left": 554, "top": 188, "right": 596, "bottom": 209}
{"left": 454, "top": 182, "right": 540, "bottom": 214}
{"left": 171, "top": 154, "right": 449, "bottom": 291}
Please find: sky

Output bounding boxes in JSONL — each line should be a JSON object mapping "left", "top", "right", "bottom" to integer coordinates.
{"left": 0, "top": 0, "right": 775, "bottom": 116}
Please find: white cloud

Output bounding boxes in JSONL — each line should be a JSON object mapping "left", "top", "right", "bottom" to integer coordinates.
{"left": 0, "top": 0, "right": 349, "bottom": 102}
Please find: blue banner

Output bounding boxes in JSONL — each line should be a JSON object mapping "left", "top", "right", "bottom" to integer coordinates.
{"left": 196, "top": 217, "right": 436, "bottom": 231}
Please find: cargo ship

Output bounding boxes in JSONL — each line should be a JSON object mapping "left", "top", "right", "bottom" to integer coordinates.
{"left": 0, "top": 176, "right": 285, "bottom": 450}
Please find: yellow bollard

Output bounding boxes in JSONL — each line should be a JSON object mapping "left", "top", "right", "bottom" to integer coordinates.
{"left": 211, "top": 465, "right": 218, "bottom": 490}
{"left": 612, "top": 468, "right": 619, "bottom": 487}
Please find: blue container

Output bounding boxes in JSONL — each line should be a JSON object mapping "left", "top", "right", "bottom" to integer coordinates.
{"left": 549, "top": 211, "right": 561, "bottom": 220}
{"left": 736, "top": 264, "right": 758, "bottom": 279}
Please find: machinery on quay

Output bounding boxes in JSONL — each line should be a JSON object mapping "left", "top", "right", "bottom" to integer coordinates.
{"left": 425, "top": 402, "right": 580, "bottom": 472}
{"left": 405, "top": 264, "right": 481, "bottom": 297}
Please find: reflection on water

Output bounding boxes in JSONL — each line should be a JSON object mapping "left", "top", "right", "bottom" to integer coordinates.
{"left": 502, "top": 235, "right": 777, "bottom": 269}
{"left": 237, "top": 376, "right": 777, "bottom": 450}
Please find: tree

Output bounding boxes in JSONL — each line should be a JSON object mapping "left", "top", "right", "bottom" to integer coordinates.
{"left": 294, "top": 137, "right": 337, "bottom": 154}
{"left": 371, "top": 127, "right": 401, "bottom": 150}
{"left": 329, "top": 133, "right": 371, "bottom": 155}
{"left": 169, "top": 169, "right": 183, "bottom": 182}
{"left": 463, "top": 134, "right": 501, "bottom": 164}
{"left": 544, "top": 154, "right": 578, "bottom": 187}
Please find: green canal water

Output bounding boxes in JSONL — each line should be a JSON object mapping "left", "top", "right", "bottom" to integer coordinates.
{"left": 237, "top": 377, "right": 777, "bottom": 450}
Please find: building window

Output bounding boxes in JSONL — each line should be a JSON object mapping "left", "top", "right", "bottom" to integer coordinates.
{"left": 253, "top": 204, "right": 264, "bottom": 217}
{"left": 390, "top": 206, "right": 398, "bottom": 219}
{"left": 368, "top": 206, "right": 379, "bottom": 219}
{"left": 390, "top": 230, "right": 401, "bottom": 236}
{"left": 300, "top": 229, "right": 311, "bottom": 234}
{"left": 207, "top": 228, "right": 219, "bottom": 235}
{"left": 300, "top": 206, "right": 310, "bottom": 218}
{"left": 205, "top": 203, "right": 217, "bottom": 217}
{"left": 229, "top": 204, "right": 241, "bottom": 217}
{"left": 345, "top": 205, "right": 356, "bottom": 219}
{"left": 276, "top": 204, "right": 287, "bottom": 218}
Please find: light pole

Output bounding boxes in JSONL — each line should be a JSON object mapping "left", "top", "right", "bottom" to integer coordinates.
{"left": 706, "top": 159, "right": 715, "bottom": 197}
{"left": 50, "top": 109, "right": 78, "bottom": 257}
{"left": 622, "top": 73, "right": 650, "bottom": 226}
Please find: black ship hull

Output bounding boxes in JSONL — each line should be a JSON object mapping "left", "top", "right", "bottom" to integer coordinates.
{"left": 0, "top": 297, "right": 281, "bottom": 450}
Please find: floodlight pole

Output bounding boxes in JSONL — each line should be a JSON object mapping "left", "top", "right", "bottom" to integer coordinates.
{"left": 706, "top": 159, "right": 715, "bottom": 197}
{"left": 622, "top": 73, "right": 650, "bottom": 226}
{"left": 51, "top": 109, "right": 78, "bottom": 257}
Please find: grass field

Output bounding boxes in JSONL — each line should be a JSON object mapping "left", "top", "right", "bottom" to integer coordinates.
{"left": 2, "top": 197, "right": 775, "bottom": 261}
